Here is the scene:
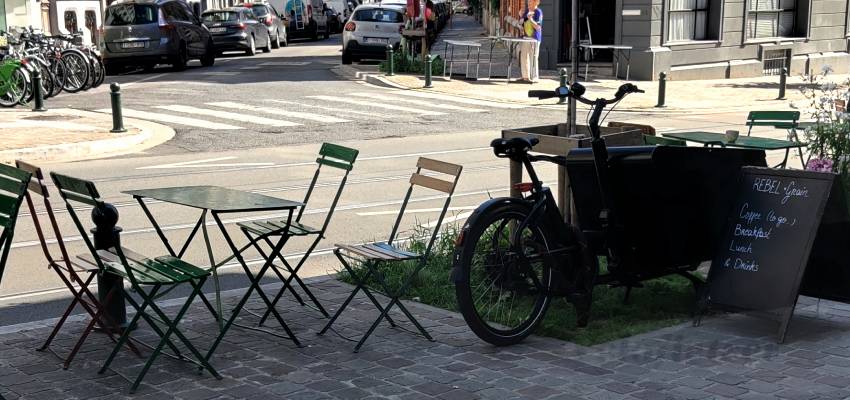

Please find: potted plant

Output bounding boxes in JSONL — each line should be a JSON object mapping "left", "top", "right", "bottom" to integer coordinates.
{"left": 799, "top": 66, "right": 850, "bottom": 193}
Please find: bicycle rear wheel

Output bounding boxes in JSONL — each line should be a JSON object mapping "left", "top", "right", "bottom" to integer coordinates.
{"left": 49, "top": 58, "right": 66, "bottom": 97}
{"left": 0, "top": 67, "right": 27, "bottom": 107}
{"left": 454, "top": 202, "right": 554, "bottom": 346}
{"left": 61, "top": 51, "right": 88, "bottom": 93}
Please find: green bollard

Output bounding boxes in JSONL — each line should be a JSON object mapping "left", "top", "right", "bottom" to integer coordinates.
{"left": 386, "top": 45, "right": 394, "bottom": 76}
{"left": 656, "top": 72, "right": 667, "bottom": 108}
{"left": 31, "top": 68, "right": 46, "bottom": 112}
{"left": 109, "top": 83, "right": 127, "bottom": 133}
{"left": 558, "top": 68, "right": 568, "bottom": 104}
{"left": 424, "top": 54, "right": 433, "bottom": 88}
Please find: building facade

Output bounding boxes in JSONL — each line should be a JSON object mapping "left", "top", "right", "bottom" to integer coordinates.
{"left": 517, "top": 0, "right": 850, "bottom": 80}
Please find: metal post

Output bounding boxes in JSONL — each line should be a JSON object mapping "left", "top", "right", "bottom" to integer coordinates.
{"left": 656, "top": 72, "right": 667, "bottom": 108}
{"left": 558, "top": 68, "right": 568, "bottom": 104}
{"left": 424, "top": 54, "right": 433, "bottom": 88}
{"left": 109, "top": 83, "right": 127, "bottom": 133}
{"left": 568, "top": 0, "right": 579, "bottom": 136}
{"left": 386, "top": 45, "right": 395, "bottom": 76}
{"left": 91, "top": 203, "right": 127, "bottom": 331}
{"left": 31, "top": 68, "right": 46, "bottom": 112}
{"left": 778, "top": 67, "right": 787, "bottom": 100}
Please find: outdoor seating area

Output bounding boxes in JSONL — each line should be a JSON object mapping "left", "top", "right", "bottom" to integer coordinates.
{"left": 0, "top": 145, "right": 465, "bottom": 393}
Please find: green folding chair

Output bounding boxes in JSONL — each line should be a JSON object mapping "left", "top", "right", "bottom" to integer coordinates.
{"left": 50, "top": 172, "right": 221, "bottom": 393}
{"left": 238, "top": 143, "right": 359, "bottom": 321}
{"left": 318, "top": 157, "right": 463, "bottom": 352}
{"left": 0, "top": 163, "right": 32, "bottom": 289}
{"left": 746, "top": 110, "right": 807, "bottom": 167}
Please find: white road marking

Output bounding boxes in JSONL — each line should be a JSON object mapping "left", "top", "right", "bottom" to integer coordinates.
{"left": 266, "top": 99, "right": 394, "bottom": 119}
{"left": 207, "top": 101, "right": 350, "bottom": 123}
{"left": 387, "top": 90, "right": 527, "bottom": 109}
{"left": 155, "top": 105, "right": 301, "bottom": 126}
{"left": 348, "top": 92, "right": 487, "bottom": 112}
{"left": 357, "top": 206, "right": 477, "bottom": 216}
{"left": 258, "top": 61, "right": 311, "bottom": 66}
{"left": 200, "top": 71, "right": 239, "bottom": 76}
{"left": 306, "top": 95, "right": 446, "bottom": 115}
{"left": 122, "top": 72, "right": 168, "bottom": 88}
{"left": 239, "top": 66, "right": 262, "bottom": 70}
{"left": 137, "top": 156, "right": 275, "bottom": 170}
{"left": 420, "top": 211, "right": 473, "bottom": 228}
{"left": 95, "top": 108, "right": 243, "bottom": 130}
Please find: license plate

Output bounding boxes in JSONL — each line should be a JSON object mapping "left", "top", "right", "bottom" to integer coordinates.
{"left": 121, "top": 41, "right": 145, "bottom": 49}
{"left": 365, "top": 37, "right": 388, "bottom": 44}
{"left": 210, "top": 27, "right": 226, "bottom": 33}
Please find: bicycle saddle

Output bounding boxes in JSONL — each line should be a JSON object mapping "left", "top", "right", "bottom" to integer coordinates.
{"left": 490, "top": 136, "right": 539, "bottom": 159}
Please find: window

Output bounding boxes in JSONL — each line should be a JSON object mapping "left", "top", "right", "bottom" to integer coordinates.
{"left": 746, "top": 0, "right": 798, "bottom": 38}
{"left": 105, "top": 4, "right": 156, "bottom": 25}
{"left": 64, "top": 11, "right": 78, "bottom": 33}
{"left": 353, "top": 8, "right": 403, "bottom": 23}
{"left": 668, "top": 0, "right": 708, "bottom": 41}
{"left": 85, "top": 10, "right": 97, "bottom": 43}
{"left": 162, "top": 2, "right": 190, "bottom": 22}
{"left": 202, "top": 11, "right": 239, "bottom": 23}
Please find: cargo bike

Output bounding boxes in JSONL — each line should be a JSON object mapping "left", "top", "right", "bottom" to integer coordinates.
{"left": 451, "top": 82, "right": 768, "bottom": 345}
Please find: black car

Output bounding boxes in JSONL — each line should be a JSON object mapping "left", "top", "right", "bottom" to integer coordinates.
{"left": 101, "top": 0, "right": 215, "bottom": 73}
{"left": 234, "top": 2, "right": 288, "bottom": 48}
{"left": 202, "top": 8, "right": 272, "bottom": 55}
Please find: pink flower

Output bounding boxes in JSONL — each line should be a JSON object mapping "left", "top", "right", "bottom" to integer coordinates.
{"left": 806, "top": 158, "right": 834, "bottom": 172}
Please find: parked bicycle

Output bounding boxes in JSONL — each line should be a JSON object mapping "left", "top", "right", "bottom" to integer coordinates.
{"left": 452, "top": 82, "right": 768, "bottom": 345}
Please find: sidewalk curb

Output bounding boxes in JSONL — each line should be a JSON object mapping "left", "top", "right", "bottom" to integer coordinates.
{"left": 0, "top": 108, "right": 175, "bottom": 164}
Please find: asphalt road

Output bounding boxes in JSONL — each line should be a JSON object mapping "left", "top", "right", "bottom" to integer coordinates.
{"left": 0, "top": 33, "right": 801, "bottom": 327}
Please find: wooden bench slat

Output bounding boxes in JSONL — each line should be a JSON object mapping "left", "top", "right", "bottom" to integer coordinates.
{"left": 410, "top": 173, "right": 455, "bottom": 193}
{"left": 362, "top": 244, "right": 407, "bottom": 260}
{"left": 336, "top": 243, "right": 395, "bottom": 260}
{"left": 417, "top": 157, "right": 462, "bottom": 176}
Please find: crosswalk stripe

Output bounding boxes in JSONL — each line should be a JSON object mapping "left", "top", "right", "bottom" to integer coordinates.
{"left": 207, "top": 101, "right": 350, "bottom": 123}
{"left": 306, "top": 95, "right": 446, "bottom": 115}
{"left": 348, "top": 93, "right": 486, "bottom": 112}
{"left": 387, "top": 90, "right": 526, "bottom": 109}
{"left": 95, "top": 108, "right": 243, "bottom": 130}
{"left": 266, "top": 100, "right": 395, "bottom": 119}
{"left": 155, "top": 105, "right": 301, "bottom": 127}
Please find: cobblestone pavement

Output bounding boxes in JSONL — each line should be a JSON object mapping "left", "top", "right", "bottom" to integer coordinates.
{"left": 2, "top": 277, "right": 850, "bottom": 399}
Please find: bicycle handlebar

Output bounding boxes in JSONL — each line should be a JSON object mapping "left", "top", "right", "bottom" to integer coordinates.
{"left": 528, "top": 82, "right": 643, "bottom": 106}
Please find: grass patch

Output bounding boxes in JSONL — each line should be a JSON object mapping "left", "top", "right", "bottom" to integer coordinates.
{"left": 339, "top": 225, "right": 697, "bottom": 346}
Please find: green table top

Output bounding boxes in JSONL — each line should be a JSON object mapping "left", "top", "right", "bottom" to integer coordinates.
{"left": 124, "top": 186, "right": 302, "bottom": 212}
{"left": 661, "top": 131, "right": 806, "bottom": 150}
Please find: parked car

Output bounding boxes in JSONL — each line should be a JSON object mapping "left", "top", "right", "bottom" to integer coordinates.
{"left": 341, "top": 4, "right": 404, "bottom": 64}
{"left": 266, "top": 0, "right": 329, "bottom": 40}
{"left": 101, "top": 0, "right": 215, "bottom": 72}
{"left": 233, "top": 1, "right": 288, "bottom": 48}
{"left": 201, "top": 8, "right": 272, "bottom": 55}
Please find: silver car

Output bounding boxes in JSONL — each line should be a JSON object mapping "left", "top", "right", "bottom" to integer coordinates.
{"left": 101, "top": 0, "right": 216, "bottom": 73}
{"left": 341, "top": 4, "right": 404, "bottom": 64}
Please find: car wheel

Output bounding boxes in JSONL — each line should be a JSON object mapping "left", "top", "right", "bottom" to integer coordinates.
{"left": 310, "top": 21, "right": 319, "bottom": 41}
{"left": 271, "top": 32, "right": 281, "bottom": 49}
{"left": 342, "top": 50, "right": 352, "bottom": 64}
{"left": 323, "top": 26, "right": 330, "bottom": 40}
{"left": 262, "top": 32, "right": 272, "bottom": 53}
{"left": 245, "top": 35, "right": 256, "bottom": 56}
{"left": 173, "top": 43, "right": 189, "bottom": 71}
{"left": 201, "top": 40, "right": 216, "bottom": 66}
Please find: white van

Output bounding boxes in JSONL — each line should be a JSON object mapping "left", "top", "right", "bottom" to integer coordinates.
{"left": 266, "top": 0, "right": 329, "bottom": 39}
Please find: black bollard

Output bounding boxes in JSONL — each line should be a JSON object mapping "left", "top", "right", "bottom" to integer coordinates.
{"left": 109, "top": 83, "right": 127, "bottom": 133}
{"left": 91, "top": 203, "right": 128, "bottom": 331}
{"left": 778, "top": 67, "right": 787, "bottom": 100}
{"left": 656, "top": 71, "right": 667, "bottom": 108}
{"left": 31, "top": 68, "right": 46, "bottom": 112}
{"left": 424, "top": 54, "right": 433, "bottom": 88}
{"left": 386, "top": 45, "right": 395, "bottom": 76}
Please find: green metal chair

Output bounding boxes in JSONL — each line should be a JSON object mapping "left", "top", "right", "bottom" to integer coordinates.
{"left": 238, "top": 143, "right": 359, "bottom": 321}
{"left": 0, "top": 163, "right": 32, "bottom": 289}
{"left": 746, "top": 110, "right": 807, "bottom": 167}
{"left": 50, "top": 172, "right": 221, "bottom": 393}
{"left": 643, "top": 135, "right": 685, "bottom": 146}
{"left": 318, "top": 157, "right": 463, "bottom": 352}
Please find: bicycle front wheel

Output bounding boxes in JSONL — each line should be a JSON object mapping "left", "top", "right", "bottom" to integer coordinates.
{"left": 454, "top": 202, "right": 554, "bottom": 346}
{"left": 61, "top": 51, "right": 89, "bottom": 93}
{"left": 0, "top": 67, "right": 27, "bottom": 107}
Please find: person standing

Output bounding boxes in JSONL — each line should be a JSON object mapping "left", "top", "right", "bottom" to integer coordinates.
{"left": 519, "top": 0, "right": 542, "bottom": 83}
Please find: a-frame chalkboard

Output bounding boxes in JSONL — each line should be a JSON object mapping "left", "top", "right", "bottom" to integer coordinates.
{"left": 702, "top": 167, "right": 839, "bottom": 343}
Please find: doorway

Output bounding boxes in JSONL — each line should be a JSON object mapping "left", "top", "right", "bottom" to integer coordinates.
{"left": 558, "top": 0, "right": 615, "bottom": 63}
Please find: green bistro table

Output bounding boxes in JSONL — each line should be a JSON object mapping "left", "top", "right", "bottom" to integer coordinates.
{"left": 661, "top": 131, "right": 807, "bottom": 169}
{"left": 123, "top": 186, "right": 304, "bottom": 357}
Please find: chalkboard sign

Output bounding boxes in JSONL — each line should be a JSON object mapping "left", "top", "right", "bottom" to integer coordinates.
{"left": 706, "top": 167, "right": 835, "bottom": 342}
